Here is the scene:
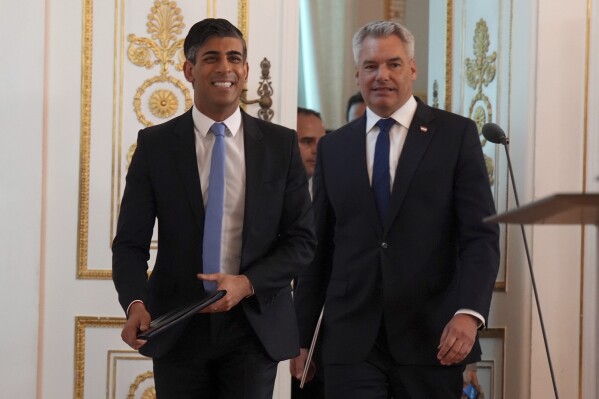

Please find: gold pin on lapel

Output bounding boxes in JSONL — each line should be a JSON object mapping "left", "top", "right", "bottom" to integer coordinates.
{"left": 419, "top": 126, "right": 428, "bottom": 133}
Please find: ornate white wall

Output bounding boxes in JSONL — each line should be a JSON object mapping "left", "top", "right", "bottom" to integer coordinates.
{"left": 2, "top": 0, "right": 598, "bottom": 398}
{"left": 0, "top": 0, "right": 45, "bottom": 396}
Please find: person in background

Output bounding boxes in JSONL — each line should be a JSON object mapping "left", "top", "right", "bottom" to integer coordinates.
{"left": 113, "top": 18, "right": 316, "bottom": 399}
{"left": 296, "top": 107, "right": 327, "bottom": 198}
{"left": 292, "top": 20, "right": 499, "bottom": 398}
{"left": 346, "top": 91, "right": 367, "bottom": 122}
{"left": 291, "top": 107, "right": 326, "bottom": 399}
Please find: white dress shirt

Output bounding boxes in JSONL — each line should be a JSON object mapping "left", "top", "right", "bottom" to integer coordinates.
{"left": 365, "top": 96, "right": 416, "bottom": 186}
{"left": 192, "top": 106, "right": 245, "bottom": 276}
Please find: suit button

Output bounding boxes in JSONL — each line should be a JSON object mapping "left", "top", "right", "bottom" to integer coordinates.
{"left": 381, "top": 242, "right": 388, "bottom": 249}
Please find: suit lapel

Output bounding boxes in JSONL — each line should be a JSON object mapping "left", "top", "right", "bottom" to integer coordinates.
{"left": 172, "top": 109, "right": 205, "bottom": 230}
{"left": 240, "top": 111, "right": 264, "bottom": 266}
{"left": 386, "top": 101, "right": 436, "bottom": 232}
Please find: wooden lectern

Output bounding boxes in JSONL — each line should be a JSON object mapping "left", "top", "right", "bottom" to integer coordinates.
{"left": 484, "top": 192, "right": 599, "bottom": 399}
{"left": 484, "top": 193, "right": 599, "bottom": 225}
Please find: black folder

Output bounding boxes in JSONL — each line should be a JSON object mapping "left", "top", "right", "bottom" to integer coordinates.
{"left": 137, "top": 290, "right": 226, "bottom": 340}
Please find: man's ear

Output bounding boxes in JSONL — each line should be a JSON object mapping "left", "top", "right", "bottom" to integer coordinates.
{"left": 243, "top": 61, "right": 249, "bottom": 83}
{"left": 410, "top": 58, "right": 418, "bottom": 81}
{"left": 183, "top": 60, "right": 194, "bottom": 83}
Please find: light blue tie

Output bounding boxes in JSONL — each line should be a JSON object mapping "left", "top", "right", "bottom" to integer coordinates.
{"left": 202, "top": 122, "right": 226, "bottom": 292}
{"left": 372, "top": 118, "right": 395, "bottom": 224}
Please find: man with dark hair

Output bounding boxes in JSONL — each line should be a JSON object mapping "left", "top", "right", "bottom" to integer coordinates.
{"left": 113, "top": 18, "right": 316, "bottom": 398}
{"left": 296, "top": 107, "right": 326, "bottom": 197}
{"left": 292, "top": 20, "right": 499, "bottom": 398}
{"left": 346, "top": 91, "right": 366, "bottom": 122}
{"left": 292, "top": 107, "right": 326, "bottom": 399}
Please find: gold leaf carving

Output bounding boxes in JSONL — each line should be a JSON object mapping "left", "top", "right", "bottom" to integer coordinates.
{"left": 127, "top": 0, "right": 191, "bottom": 127}
{"left": 127, "top": 370, "right": 156, "bottom": 399}
{"left": 465, "top": 19, "right": 497, "bottom": 93}
{"left": 127, "top": 143, "right": 137, "bottom": 170}
{"left": 149, "top": 89, "right": 179, "bottom": 118}
{"left": 133, "top": 74, "right": 192, "bottom": 127}
{"left": 465, "top": 18, "right": 497, "bottom": 186}
{"left": 142, "top": 386, "right": 157, "bottom": 399}
{"left": 128, "top": 0, "right": 185, "bottom": 75}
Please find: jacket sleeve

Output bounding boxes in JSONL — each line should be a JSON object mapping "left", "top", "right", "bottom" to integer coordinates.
{"left": 112, "top": 130, "right": 156, "bottom": 314}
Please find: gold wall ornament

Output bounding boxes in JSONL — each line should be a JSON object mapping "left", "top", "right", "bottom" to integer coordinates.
{"left": 127, "top": 0, "right": 185, "bottom": 75}
{"left": 126, "top": 143, "right": 137, "bottom": 170}
{"left": 432, "top": 80, "right": 439, "bottom": 108}
{"left": 465, "top": 19, "right": 497, "bottom": 186}
{"left": 127, "top": 371, "right": 156, "bottom": 399}
{"left": 75, "top": 317, "right": 126, "bottom": 398}
{"left": 385, "top": 0, "right": 406, "bottom": 25}
{"left": 133, "top": 69, "right": 193, "bottom": 128}
{"left": 240, "top": 57, "right": 274, "bottom": 121}
{"left": 149, "top": 89, "right": 179, "bottom": 118}
{"left": 128, "top": 0, "right": 192, "bottom": 127}
{"left": 465, "top": 18, "right": 497, "bottom": 127}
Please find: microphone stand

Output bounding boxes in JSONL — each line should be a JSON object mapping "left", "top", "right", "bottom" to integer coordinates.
{"left": 500, "top": 137, "right": 560, "bottom": 399}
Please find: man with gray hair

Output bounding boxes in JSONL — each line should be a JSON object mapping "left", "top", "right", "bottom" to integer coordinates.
{"left": 292, "top": 20, "right": 499, "bottom": 398}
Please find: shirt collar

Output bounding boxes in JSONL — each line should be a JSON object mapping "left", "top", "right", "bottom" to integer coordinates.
{"left": 191, "top": 106, "right": 242, "bottom": 137}
{"left": 365, "top": 95, "right": 418, "bottom": 134}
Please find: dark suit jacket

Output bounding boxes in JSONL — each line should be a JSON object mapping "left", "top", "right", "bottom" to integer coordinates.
{"left": 113, "top": 108, "right": 316, "bottom": 360}
{"left": 295, "top": 99, "right": 500, "bottom": 366}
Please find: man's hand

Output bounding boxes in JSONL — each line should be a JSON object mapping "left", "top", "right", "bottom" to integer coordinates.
{"left": 197, "top": 273, "right": 253, "bottom": 313}
{"left": 121, "top": 302, "right": 150, "bottom": 350}
{"left": 437, "top": 314, "right": 478, "bottom": 365}
{"left": 290, "top": 348, "right": 315, "bottom": 382}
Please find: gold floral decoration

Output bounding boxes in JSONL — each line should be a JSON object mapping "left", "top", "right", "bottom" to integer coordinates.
{"left": 127, "top": 0, "right": 192, "bottom": 126}
{"left": 465, "top": 19, "right": 497, "bottom": 185}
{"left": 432, "top": 80, "right": 439, "bottom": 109}
{"left": 485, "top": 155, "right": 495, "bottom": 185}
{"left": 465, "top": 19, "right": 496, "bottom": 127}
{"left": 465, "top": 19, "right": 497, "bottom": 95}
{"left": 127, "top": 143, "right": 137, "bottom": 169}
{"left": 142, "top": 386, "right": 157, "bottom": 399}
{"left": 127, "top": 370, "right": 155, "bottom": 399}
{"left": 473, "top": 106, "right": 487, "bottom": 134}
{"left": 127, "top": 0, "right": 185, "bottom": 75}
{"left": 149, "top": 89, "right": 179, "bottom": 118}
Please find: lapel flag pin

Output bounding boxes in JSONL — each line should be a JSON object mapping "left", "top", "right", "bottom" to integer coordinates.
{"left": 419, "top": 126, "right": 428, "bottom": 133}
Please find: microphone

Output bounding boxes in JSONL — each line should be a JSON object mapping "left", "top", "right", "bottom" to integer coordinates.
{"left": 484, "top": 123, "right": 560, "bottom": 399}
{"left": 482, "top": 122, "right": 510, "bottom": 145}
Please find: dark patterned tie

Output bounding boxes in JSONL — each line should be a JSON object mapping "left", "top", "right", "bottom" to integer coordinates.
{"left": 372, "top": 118, "right": 395, "bottom": 223}
{"left": 202, "top": 122, "right": 226, "bottom": 292}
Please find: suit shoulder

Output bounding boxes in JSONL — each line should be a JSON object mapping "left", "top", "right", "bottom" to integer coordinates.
{"left": 139, "top": 111, "right": 191, "bottom": 139}
{"left": 428, "top": 106, "right": 475, "bottom": 128}
{"left": 252, "top": 116, "right": 296, "bottom": 136}
{"left": 244, "top": 114, "right": 297, "bottom": 147}
{"left": 320, "top": 118, "right": 361, "bottom": 145}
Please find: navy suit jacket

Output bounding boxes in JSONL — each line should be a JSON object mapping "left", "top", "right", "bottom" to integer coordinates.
{"left": 113, "top": 108, "right": 316, "bottom": 360}
{"left": 295, "top": 99, "right": 500, "bottom": 365}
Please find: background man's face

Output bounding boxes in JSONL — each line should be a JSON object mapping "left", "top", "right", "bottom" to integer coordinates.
{"left": 347, "top": 101, "right": 366, "bottom": 122}
{"left": 296, "top": 113, "right": 326, "bottom": 177}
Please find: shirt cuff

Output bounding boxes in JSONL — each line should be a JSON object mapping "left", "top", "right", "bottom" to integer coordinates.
{"left": 244, "top": 281, "right": 255, "bottom": 298}
{"left": 126, "top": 300, "right": 144, "bottom": 317}
{"left": 455, "top": 309, "right": 485, "bottom": 329}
